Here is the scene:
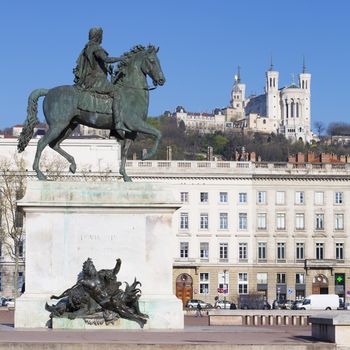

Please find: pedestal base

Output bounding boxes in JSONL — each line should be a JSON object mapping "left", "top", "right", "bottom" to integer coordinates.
{"left": 15, "top": 181, "right": 184, "bottom": 329}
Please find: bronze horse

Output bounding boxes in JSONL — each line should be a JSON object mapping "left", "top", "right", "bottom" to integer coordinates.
{"left": 17, "top": 45, "right": 165, "bottom": 181}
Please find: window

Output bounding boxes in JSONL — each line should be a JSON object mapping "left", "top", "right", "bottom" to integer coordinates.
{"left": 335, "top": 192, "right": 343, "bottom": 204}
{"left": 239, "top": 192, "right": 247, "bottom": 204}
{"left": 200, "top": 213, "right": 208, "bottom": 229}
{"left": 0, "top": 272, "right": 2, "bottom": 291}
{"left": 277, "top": 242, "right": 286, "bottom": 261}
{"left": 335, "top": 213, "right": 344, "bottom": 230}
{"left": 314, "top": 192, "right": 324, "bottom": 205}
{"left": 295, "top": 213, "right": 305, "bottom": 230}
{"left": 180, "top": 192, "right": 189, "bottom": 203}
{"left": 296, "top": 273, "right": 305, "bottom": 284}
{"left": 336, "top": 243, "right": 344, "bottom": 260}
{"left": 295, "top": 191, "right": 305, "bottom": 204}
{"left": 200, "top": 242, "right": 209, "bottom": 260}
{"left": 239, "top": 243, "right": 248, "bottom": 261}
{"left": 219, "top": 213, "right": 228, "bottom": 229}
{"left": 200, "top": 192, "right": 208, "bottom": 203}
{"left": 238, "top": 272, "right": 248, "bottom": 294}
{"left": 257, "top": 191, "right": 266, "bottom": 204}
{"left": 276, "top": 273, "right": 286, "bottom": 284}
{"left": 276, "top": 213, "right": 286, "bottom": 230}
{"left": 0, "top": 243, "right": 2, "bottom": 258}
{"left": 276, "top": 191, "right": 285, "bottom": 205}
{"left": 315, "top": 213, "right": 324, "bottom": 230}
{"left": 180, "top": 242, "right": 188, "bottom": 258}
{"left": 257, "top": 213, "right": 267, "bottom": 230}
{"left": 180, "top": 213, "right": 189, "bottom": 230}
{"left": 17, "top": 271, "right": 24, "bottom": 291}
{"left": 296, "top": 242, "right": 305, "bottom": 260}
{"left": 219, "top": 243, "right": 228, "bottom": 260}
{"left": 199, "top": 273, "right": 209, "bottom": 294}
{"left": 257, "top": 272, "right": 267, "bottom": 284}
{"left": 16, "top": 240, "right": 24, "bottom": 258}
{"left": 258, "top": 242, "right": 267, "bottom": 260}
{"left": 239, "top": 213, "right": 247, "bottom": 230}
{"left": 219, "top": 192, "right": 228, "bottom": 203}
{"left": 316, "top": 242, "right": 324, "bottom": 260}
{"left": 15, "top": 210, "right": 23, "bottom": 228}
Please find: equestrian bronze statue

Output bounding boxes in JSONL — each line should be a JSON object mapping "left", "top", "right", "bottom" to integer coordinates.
{"left": 17, "top": 27, "right": 165, "bottom": 182}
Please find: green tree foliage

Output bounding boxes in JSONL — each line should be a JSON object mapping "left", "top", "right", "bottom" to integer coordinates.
{"left": 128, "top": 117, "right": 350, "bottom": 161}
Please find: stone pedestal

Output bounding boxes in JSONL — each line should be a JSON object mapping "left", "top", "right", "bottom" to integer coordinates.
{"left": 15, "top": 181, "right": 184, "bottom": 329}
{"left": 310, "top": 314, "right": 350, "bottom": 346}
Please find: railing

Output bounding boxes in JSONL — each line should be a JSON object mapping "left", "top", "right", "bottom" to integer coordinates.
{"left": 123, "top": 160, "right": 350, "bottom": 175}
{"left": 207, "top": 310, "right": 313, "bottom": 327}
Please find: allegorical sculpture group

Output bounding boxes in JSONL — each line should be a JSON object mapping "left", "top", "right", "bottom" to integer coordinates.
{"left": 18, "top": 27, "right": 165, "bottom": 182}
{"left": 46, "top": 258, "right": 148, "bottom": 328}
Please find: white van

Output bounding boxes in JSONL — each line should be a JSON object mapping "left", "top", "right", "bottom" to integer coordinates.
{"left": 299, "top": 294, "right": 340, "bottom": 310}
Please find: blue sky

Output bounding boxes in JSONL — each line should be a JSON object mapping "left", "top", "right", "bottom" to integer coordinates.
{"left": 0, "top": 0, "right": 349, "bottom": 130}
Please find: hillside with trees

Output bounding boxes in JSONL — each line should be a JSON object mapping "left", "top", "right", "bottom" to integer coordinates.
{"left": 129, "top": 116, "right": 350, "bottom": 161}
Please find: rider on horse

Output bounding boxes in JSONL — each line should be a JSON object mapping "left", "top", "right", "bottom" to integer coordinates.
{"left": 73, "top": 27, "right": 129, "bottom": 135}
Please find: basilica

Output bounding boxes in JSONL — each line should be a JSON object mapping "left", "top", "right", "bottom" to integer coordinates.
{"left": 175, "top": 62, "right": 313, "bottom": 142}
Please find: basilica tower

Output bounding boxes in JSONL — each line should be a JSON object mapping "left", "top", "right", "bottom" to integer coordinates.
{"left": 265, "top": 61, "right": 280, "bottom": 121}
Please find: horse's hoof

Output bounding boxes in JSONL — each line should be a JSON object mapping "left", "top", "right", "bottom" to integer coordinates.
{"left": 123, "top": 175, "right": 133, "bottom": 182}
{"left": 37, "top": 172, "right": 47, "bottom": 181}
{"left": 69, "top": 164, "right": 77, "bottom": 174}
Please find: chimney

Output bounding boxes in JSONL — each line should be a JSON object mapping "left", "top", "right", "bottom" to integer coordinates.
{"left": 296, "top": 152, "right": 305, "bottom": 163}
{"left": 166, "top": 145, "right": 172, "bottom": 161}
{"left": 207, "top": 146, "right": 213, "bottom": 161}
{"left": 142, "top": 149, "right": 148, "bottom": 160}
{"left": 249, "top": 152, "right": 256, "bottom": 162}
{"left": 307, "top": 151, "right": 315, "bottom": 163}
{"left": 288, "top": 155, "right": 296, "bottom": 163}
{"left": 320, "top": 152, "right": 331, "bottom": 163}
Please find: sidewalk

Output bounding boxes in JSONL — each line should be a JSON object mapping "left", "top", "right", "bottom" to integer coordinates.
{"left": 0, "top": 312, "right": 335, "bottom": 349}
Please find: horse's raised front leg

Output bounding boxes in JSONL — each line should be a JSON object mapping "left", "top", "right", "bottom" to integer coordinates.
{"left": 33, "top": 127, "right": 63, "bottom": 180}
{"left": 119, "top": 137, "right": 133, "bottom": 182}
{"left": 134, "top": 120, "right": 161, "bottom": 160}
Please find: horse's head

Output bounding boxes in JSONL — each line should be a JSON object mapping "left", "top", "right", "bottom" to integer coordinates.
{"left": 141, "top": 46, "right": 165, "bottom": 87}
{"left": 114, "top": 45, "right": 165, "bottom": 88}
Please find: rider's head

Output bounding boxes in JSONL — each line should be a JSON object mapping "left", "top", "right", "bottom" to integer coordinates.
{"left": 89, "top": 27, "right": 103, "bottom": 43}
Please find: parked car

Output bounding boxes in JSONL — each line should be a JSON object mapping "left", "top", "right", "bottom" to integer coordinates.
{"left": 186, "top": 299, "right": 213, "bottom": 309}
{"left": 215, "top": 300, "right": 231, "bottom": 309}
{"left": 279, "top": 299, "right": 293, "bottom": 310}
{"left": 0, "top": 297, "right": 6, "bottom": 306}
{"left": 4, "top": 298, "right": 14, "bottom": 308}
{"left": 291, "top": 300, "right": 304, "bottom": 310}
{"left": 239, "top": 295, "right": 270, "bottom": 310}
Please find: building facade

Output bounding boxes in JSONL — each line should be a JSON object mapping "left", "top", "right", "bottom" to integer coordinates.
{"left": 0, "top": 138, "right": 349, "bottom": 308}
{"left": 125, "top": 160, "right": 350, "bottom": 306}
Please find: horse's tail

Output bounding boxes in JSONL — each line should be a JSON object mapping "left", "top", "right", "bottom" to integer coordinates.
{"left": 17, "top": 89, "right": 49, "bottom": 153}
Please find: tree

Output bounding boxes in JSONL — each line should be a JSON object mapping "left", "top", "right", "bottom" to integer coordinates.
{"left": 0, "top": 155, "right": 26, "bottom": 298}
{"left": 313, "top": 121, "right": 325, "bottom": 139}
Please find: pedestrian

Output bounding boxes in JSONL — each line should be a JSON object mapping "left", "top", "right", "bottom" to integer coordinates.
{"left": 195, "top": 302, "right": 202, "bottom": 317}
{"left": 230, "top": 302, "right": 236, "bottom": 310}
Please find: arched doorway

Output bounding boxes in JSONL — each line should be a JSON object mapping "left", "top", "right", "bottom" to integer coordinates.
{"left": 312, "top": 274, "right": 329, "bottom": 294}
{"left": 176, "top": 273, "right": 193, "bottom": 307}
